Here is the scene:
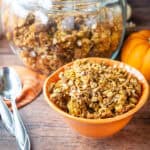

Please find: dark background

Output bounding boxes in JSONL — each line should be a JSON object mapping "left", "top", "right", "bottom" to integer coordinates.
{"left": 128, "top": 0, "right": 150, "bottom": 30}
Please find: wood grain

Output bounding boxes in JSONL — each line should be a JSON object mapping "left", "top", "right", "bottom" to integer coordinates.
{"left": 0, "top": 0, "right": 150, "bottom": 150}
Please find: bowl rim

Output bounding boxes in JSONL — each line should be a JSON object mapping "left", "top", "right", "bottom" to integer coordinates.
{"left": 43, "top": 57, "right": 149, "bottom": 124}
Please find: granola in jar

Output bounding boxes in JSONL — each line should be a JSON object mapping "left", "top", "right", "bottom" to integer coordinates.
{"left": 48, "top": 59, "right": 142, "bottom": 119}
{"left": 2, "top": 0, "right": 125, "bottom": 74}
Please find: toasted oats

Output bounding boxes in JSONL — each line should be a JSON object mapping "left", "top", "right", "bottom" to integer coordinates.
{"left": 4, "top": 7, "right": 122, "bottom": 74}
{"left": 48, "top": 60, "right": 142, "bottom": 119}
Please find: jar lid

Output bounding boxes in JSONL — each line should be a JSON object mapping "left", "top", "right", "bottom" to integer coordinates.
{"left": 14, "top": 0, "right": 120, "bottom": 12}
{"left": 14, "top": 0, "right": 52, "bottom": 10}
{"left": 16, "top": 0, "right": 41, "bottom": 9}
{"left": 15, "top": 0, "right": 101, "bottom": 12}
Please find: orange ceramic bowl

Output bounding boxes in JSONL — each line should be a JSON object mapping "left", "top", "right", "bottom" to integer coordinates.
{"left": 43, "top": 58, "right": 149, "bottom": 138}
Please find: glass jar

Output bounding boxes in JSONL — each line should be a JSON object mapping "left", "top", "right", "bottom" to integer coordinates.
{"left": 1, "top": 0, "right": 126, "bottom": 75}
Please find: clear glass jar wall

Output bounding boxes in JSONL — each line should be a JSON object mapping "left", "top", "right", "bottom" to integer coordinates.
{"left": 2, "top": 0, "right": 126, "bottom": 74}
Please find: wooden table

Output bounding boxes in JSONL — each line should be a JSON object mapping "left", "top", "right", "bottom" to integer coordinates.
{"left": 0, "top": 1, "right": 150, "bottom": 150}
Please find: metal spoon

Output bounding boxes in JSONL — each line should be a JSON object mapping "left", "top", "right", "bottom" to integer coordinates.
{"left": 0, "top": 67, "right": 30, "bottom": 150}
{"left": 0, "top": 95, "right": 15, "bottom": 135}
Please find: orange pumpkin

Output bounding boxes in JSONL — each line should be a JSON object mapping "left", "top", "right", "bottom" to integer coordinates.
{"left": 121, "top": 30, "right": 150, "bottom": 81}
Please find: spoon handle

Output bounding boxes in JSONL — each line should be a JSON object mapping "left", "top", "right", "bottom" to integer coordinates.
{"left": 11, "top": 100, "right": 30, "bottom": 150}
{"left": 0, "top": 96, "right": 14, "bottom": 136}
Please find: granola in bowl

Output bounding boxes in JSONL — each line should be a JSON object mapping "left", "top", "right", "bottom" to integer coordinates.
{"left": 48, "top": 59, "right": 142, "bottom": 119}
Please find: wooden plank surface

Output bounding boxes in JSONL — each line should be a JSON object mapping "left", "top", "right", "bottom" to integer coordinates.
{"left": 0, "top": 0, "right": 150, "bottom": 150}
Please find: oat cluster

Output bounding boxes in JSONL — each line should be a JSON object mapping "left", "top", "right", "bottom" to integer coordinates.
{"left": 4, "top": 6, "right": 122, "bottom": 74}
{"left": 48, "top": 60, "right": 142, "bottom": 119}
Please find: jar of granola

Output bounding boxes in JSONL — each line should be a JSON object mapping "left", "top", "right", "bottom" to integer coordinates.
{"left": 1, "top": 0, "right": 126, "bottom": 75}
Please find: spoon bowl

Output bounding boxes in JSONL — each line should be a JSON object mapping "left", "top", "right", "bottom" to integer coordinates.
{"left": 0, "top": 67, "right": 22, "bottom": 100}
{"left": 0, "top": 67, "right": 30, "bottom": 150}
